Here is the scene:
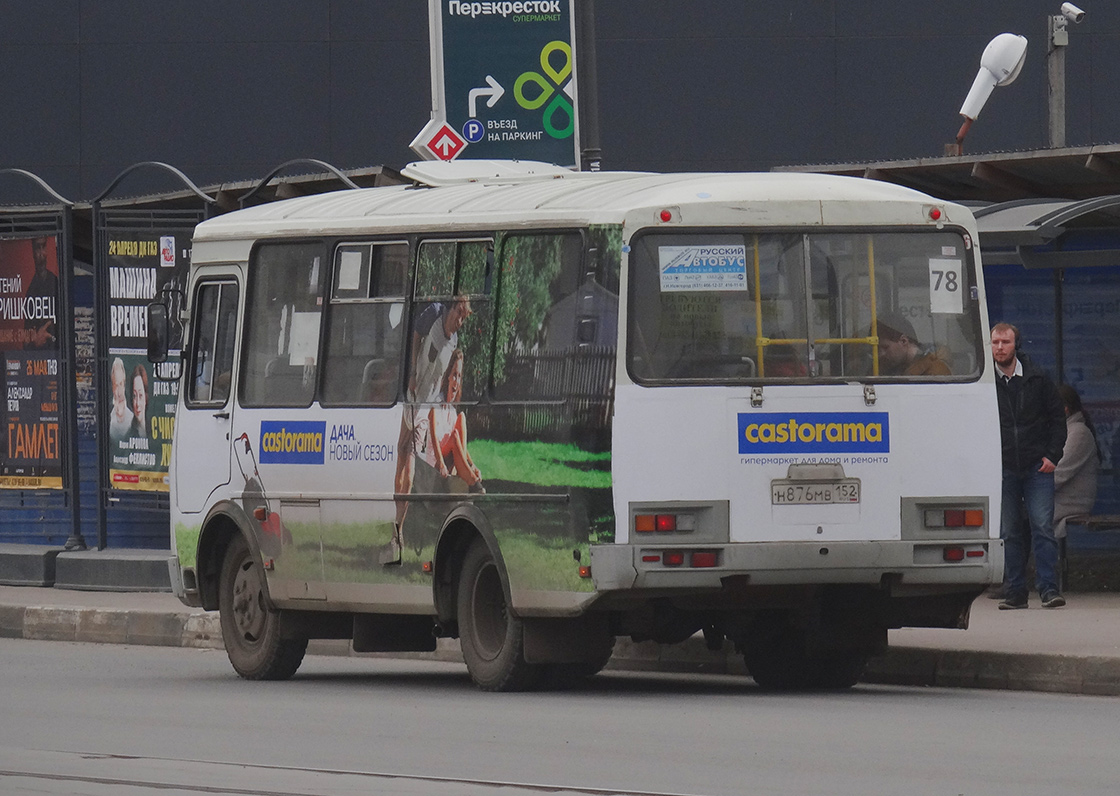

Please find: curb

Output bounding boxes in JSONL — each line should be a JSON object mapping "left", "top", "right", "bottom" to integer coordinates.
{"left": 0, "top": 604, "right": 222, "bottom": 650}
{"left": 4, "top": 603, "right": 1119, "bottom": 696}
{"left": 864, "top": 647, "right": 1120, "bottom": 697}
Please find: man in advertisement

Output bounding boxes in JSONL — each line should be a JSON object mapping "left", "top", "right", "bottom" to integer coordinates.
{"left": 25, "top": 237, "right": 59, "bottom": 350}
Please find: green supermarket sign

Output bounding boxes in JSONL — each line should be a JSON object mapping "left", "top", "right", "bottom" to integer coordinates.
{"left": 411, "top": 1, "right": 580, "bottom": 167}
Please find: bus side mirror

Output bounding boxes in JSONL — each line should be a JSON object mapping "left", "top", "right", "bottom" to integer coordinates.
{"left": 147, "top": 302, "right": 169, "bottom": 363}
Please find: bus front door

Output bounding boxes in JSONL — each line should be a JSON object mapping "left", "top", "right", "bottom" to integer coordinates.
{"left": 174, "top": 278, "right": 239, "bottom": 514}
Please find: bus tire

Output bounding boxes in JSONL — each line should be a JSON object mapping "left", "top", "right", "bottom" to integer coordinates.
{"left": 741, "top": 619, "right": 866, "bottom": 691}
{"left": 457, "top": 538, "right": 540, "bottom": 692}
{"left": 218, "top": 534, "right": 307, "bottom": 680}
{"left": 542, "top": 637, "right": 615, "bottom": 690}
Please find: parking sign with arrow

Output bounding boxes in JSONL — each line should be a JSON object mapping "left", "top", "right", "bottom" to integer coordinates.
{"left": 410, "top": 0, "right": 579, "bottom": 167}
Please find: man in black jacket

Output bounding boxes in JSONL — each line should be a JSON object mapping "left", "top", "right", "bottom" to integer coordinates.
{"left": 991, "top": 322, "right": 1067, "bottom": 609}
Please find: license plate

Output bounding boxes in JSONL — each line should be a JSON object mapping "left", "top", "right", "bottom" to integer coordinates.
{"left": 771, "top": 480, "right": 860, "bottom": 505}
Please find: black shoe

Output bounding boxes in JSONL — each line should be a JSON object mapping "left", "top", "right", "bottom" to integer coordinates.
{"left": 1041, "top": 591, "right": 1066, "bottom": 608}
{"left": 998, "top": 594, "right": 1028, "bottom": 610}
{"left": 987, "top": 586, "right": 1007, "bottom": 600}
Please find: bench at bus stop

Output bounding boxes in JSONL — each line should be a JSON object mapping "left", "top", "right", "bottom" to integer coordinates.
{"left": 1057, "top": 513, "right": 1120, "bottom": 587}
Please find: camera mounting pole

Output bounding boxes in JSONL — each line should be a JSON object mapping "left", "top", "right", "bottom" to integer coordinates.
{"left": 1048, "top": 4, "right": 1085, "bottom": 149}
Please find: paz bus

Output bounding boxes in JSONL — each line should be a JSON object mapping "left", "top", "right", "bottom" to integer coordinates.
{"left": 154, "top": 160, "right": 1002, "bottom": 691}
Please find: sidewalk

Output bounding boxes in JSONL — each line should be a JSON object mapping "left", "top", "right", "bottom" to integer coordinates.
{"left": 2, "top": 584, "right": 1119, "bottom": 695}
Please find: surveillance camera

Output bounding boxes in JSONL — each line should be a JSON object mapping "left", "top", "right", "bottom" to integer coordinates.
{"left": 1061, "top": 2, "right": 1085, "bottom": 23}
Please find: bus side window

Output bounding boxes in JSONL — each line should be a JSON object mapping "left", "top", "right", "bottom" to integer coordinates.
{"left": 321, "top": 241, "right": 409, "bottom": 406}
{"left": 493, "top": 232, "right": 589, "bottom": 401}
{"left": 412, "top": 238, "right": 493, "bottom": 405}
{"left": 240, "top": 242, "right": 325, "bottom": 408}
{"left": 186, "top": 280, "right": 239, "bottom": 406}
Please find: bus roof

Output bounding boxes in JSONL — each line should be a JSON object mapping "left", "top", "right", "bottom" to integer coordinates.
{"left": 191, "top": 164, "right": 955, "bottom": 243}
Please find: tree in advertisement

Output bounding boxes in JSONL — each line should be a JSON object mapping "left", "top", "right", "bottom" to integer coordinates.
{"left": 0, "top": 236, "right": 62, "bottom": 489}
{"left": 106, "top": 231, "right": 186, "bottom": 492}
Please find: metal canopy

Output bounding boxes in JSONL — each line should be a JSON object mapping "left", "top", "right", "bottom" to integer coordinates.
{"left": 773, "top": 143, "right": 1120, "bottom": 204}
{"left": 972, "top": 195, "right": 1120, "bottom": 268}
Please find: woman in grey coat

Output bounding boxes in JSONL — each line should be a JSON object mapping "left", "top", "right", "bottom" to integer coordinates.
{"left": 1054, "top": 384, "right": 1100, "bottom": 536}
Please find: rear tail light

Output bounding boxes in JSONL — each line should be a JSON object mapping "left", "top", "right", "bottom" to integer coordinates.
{"left": 691, "top": 551, "right": 718, "bottom": 568}
{"left": 634, "top": 513, "right": 696, "bottom": 533}
{"left": 641, "top": 549, "right": 721, "bottom": 568}
{"left": 943, "top": 546, "right": 985, "bottom": 562}
{"left": 925, "top": 508, "right": 985, "bottom": 529}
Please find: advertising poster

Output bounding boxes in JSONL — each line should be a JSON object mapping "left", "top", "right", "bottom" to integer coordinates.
{"left": 106, "top": 230, "right": 187, "bottom": 492}
{"left": 0, "top": 236, "right": 63, "bottom": 488}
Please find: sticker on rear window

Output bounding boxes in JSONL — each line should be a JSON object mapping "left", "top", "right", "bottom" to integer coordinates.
{"left": 659, "top": 245, "right": 748, "bottom": 292}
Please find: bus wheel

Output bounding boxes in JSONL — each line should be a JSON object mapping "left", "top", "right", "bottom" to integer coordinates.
{"left": 740, "top": 619, "right": 866, "bottom": 691}
{"left": 457, "top": 538, "right": 540, "bottom": 692}
{"left": 542, "top": 637, "right": 615, "bottom": 690}
{"left": 218, "top": 534, "right": 307, "bottom": 680}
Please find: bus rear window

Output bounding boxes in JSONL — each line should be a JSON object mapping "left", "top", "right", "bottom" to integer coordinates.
{"left": 627, "top": 230, "right": 983, "bottom": 383}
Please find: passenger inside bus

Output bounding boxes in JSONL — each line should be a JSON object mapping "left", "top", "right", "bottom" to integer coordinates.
{"left": 763, "top": 342, "right": 808, "bottom": 377}
{"left": 874, "top": 312, "right": 951, "bottom": 377}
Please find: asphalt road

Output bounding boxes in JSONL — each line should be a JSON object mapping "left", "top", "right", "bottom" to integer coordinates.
{"left": 2, "top": 639, "right": 1118, "bottom": 796}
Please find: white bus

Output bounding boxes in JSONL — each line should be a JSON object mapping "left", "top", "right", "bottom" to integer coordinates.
{"left": 156, "top": 161, "right": 1002, "bottom": 691}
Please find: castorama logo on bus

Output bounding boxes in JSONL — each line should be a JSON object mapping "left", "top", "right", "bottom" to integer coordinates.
{"left": 738, "top": 413, "right": 890, "bottom": 454}
{"left": 259, "top": 421, "right": 326, "bottom": 465}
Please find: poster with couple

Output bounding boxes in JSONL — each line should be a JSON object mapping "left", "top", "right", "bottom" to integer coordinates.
{"left": 105, "top": 230, "right": 188, "bottom": 492}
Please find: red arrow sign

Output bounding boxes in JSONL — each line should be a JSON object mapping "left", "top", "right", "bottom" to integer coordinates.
{"left": 426, "top": 123, "right": 466, "bottom": 161}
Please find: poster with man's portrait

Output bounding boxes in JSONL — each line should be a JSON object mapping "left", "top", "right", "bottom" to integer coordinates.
{"left": 105, "top": 231, "right": 187, "bottom": 492}
{"left": 0, "top": 236, "right": 62, "bottom": 489}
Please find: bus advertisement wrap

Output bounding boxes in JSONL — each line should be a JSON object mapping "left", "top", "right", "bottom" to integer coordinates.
{"left": 259, "top": 421, "right": 326, "bottom": 465}
{"left": 738, "top": 412, "right": 890, "bottom": 454}
{"left": 0, "top": 236, "right": 63, "bottom": 489}
{"left": 106, "top": 230, "right": 188, "bottom": 492}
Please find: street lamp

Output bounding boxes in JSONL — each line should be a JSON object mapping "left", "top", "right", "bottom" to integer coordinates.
{"left": 947, "top": 33, "right": 1028, "bottom": 155}
{"left": 1048, "top": 3, "right": 1086, "bottom": 148}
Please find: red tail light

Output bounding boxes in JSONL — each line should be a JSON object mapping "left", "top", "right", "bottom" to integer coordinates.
{"left": 691, "top": 551, "right": 718, "bottom": 568}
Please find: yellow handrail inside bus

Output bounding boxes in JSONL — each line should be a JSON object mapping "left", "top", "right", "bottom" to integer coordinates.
{"left": 748, "top": 234, "right": 882, "bottom": 377}
{"left": 753, "top": 236, "right": 764, "bottom": 376}
{"left": 868, "top": 235, "right": 879, "bottom": 376}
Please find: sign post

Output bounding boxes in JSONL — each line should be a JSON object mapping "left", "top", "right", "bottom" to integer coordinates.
{"left": 411, "top": 0, "right": 580, "bottom": 167}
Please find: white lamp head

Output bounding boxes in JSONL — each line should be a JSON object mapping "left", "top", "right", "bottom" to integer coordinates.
{"left": 959, "top": 33, "right": 1028, "bottom": 120}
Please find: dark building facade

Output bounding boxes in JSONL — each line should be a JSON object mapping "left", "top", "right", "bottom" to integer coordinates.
{"left": 3, "top": 1, "right": 1119, "bottom": 200}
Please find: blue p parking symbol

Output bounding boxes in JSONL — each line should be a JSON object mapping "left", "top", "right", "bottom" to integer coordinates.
{"left": 462, "top": 119, "right": 485, "bottom": 143}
